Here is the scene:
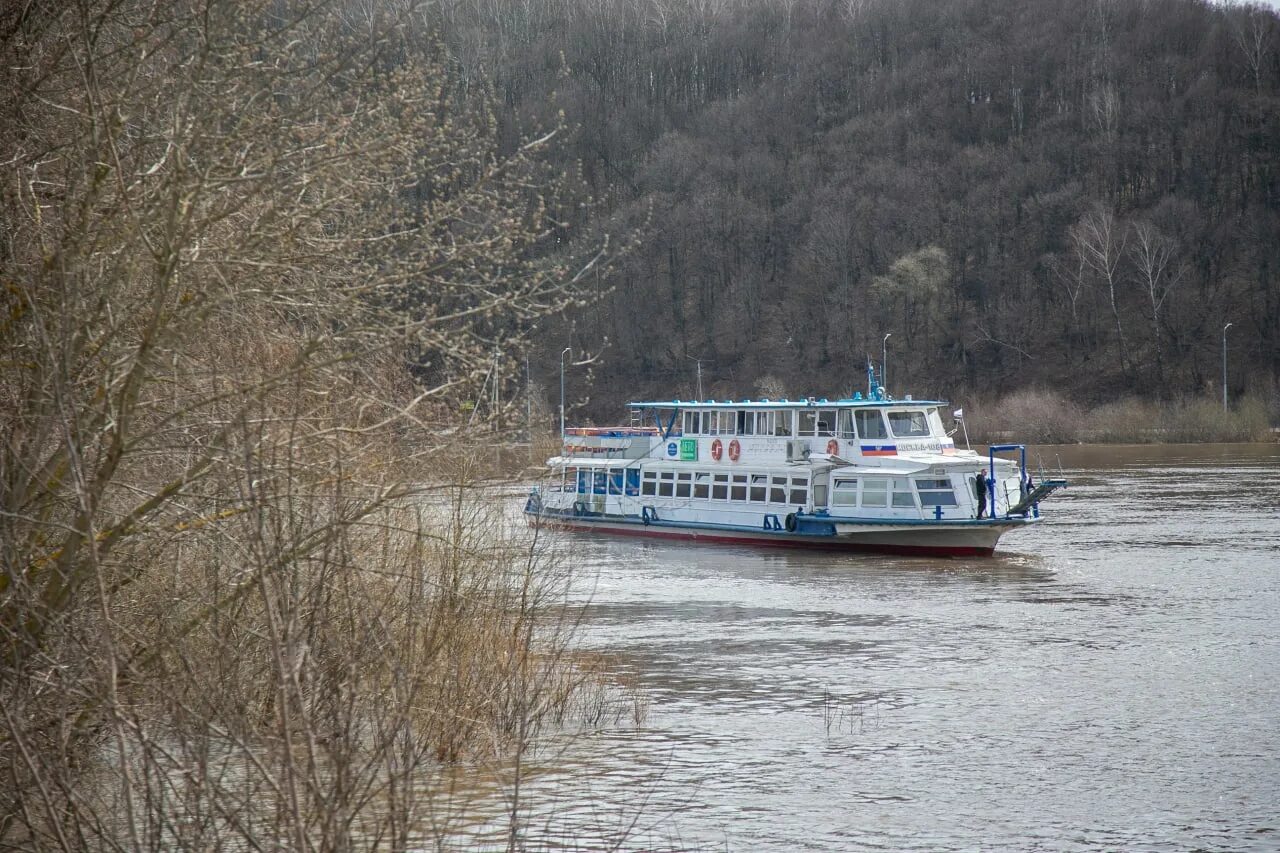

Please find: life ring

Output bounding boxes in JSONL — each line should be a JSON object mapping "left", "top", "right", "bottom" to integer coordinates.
{"left": 711, "top": 438, "right": 723, "bottom": 461}
{"left": 728, "top": 439, "right": 741, "bottom": 462}
{"left": 784, "top": 512, "right": 797, "bottom": 532}
{"left": 826, "top": 439, "right": 839, "bottom": 456}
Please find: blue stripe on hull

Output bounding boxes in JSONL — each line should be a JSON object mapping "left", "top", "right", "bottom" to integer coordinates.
{"left": 523, "top": 508, "right": 1025, "bottom": 557}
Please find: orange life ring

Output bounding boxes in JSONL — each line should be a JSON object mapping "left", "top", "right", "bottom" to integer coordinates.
{"left": 711, "top": 438, "right": 723, "bottom": 461}
{"left": 728, "top": 439, "right": 741, "bottom": 462}
{"left": 826, "top": 439, "right": 839, "bottom": 456}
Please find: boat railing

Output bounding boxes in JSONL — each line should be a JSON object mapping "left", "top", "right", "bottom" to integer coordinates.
{"left": 564, "top": 426, "right": 661, "bottom": 437}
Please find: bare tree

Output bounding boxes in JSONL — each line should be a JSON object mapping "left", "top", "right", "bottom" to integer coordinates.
{"left": 1, "top": 0, "right": 619, "bottom": 848}
{"left": 1128, "top": 220, "right": 1185, "bottom": 382}
{"left": 1070, "top": 205, "right": 1130, "bottom": 372}
{"left": 1228, "top": 2, "right": 1275, "bottom": 94}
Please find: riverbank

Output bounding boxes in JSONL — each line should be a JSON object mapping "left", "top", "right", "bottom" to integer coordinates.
{"left": 962, "top": 390, "right": 1276, "bottom": 445}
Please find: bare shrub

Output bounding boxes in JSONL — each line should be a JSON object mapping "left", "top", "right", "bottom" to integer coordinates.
{"left": 1086, "top": 398, "right": 1164, "bottom": 443}
{"left": 963, "top": 391, "right": 1275, "bottom": 445}
{"left": 1, "top": 0, "right": 625, "bottom": 848}
{"left": 1165, "top": 395, "right": 1273, "bottom": 443}
{"left": 966, "top": 389, "right": 1079, "bottom": 444}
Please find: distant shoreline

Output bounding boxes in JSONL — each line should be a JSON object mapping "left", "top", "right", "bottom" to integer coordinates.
{"left": 961, "top": 391, "right": 1276, "bottom": 446}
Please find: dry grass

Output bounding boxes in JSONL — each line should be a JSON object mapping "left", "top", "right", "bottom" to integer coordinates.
{"left": 966, "top": 390, "right": 1276, "bottom": 444}
{"left": 965, "top": 388, "right": 1082, "bottom": 444}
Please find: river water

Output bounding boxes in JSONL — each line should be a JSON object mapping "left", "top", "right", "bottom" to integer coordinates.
{"left": 478, "top": 444, "right": 1280, "bottom": 851}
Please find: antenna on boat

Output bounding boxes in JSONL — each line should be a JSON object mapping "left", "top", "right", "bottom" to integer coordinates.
{"left": 953, "top": 406, "right": 971, "bottom": 450}
{"left": 684, "top": 354, "right": 707, "bottom": 400}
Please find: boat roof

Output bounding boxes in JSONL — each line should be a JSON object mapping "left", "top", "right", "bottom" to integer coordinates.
{"left": 628, "top": 397, "right": 948, "bottom": 409}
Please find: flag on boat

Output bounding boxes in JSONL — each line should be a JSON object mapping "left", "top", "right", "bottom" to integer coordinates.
{"left": 860, "top": 444, "right": 898, "bottom": 457}
{"left": 952, "top": 408, "right": 964, "bottom": 419}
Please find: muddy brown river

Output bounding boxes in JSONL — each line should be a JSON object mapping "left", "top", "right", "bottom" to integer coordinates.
{"left": 467, "top": 444, "right": 1280, "bottom": 850}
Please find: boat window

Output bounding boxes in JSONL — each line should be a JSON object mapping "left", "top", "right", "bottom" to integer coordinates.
{"left": 577, "top": 469, "right": 591, "bottom": 493}
{"left": 675, "top": 471, "right": 692, "bottom": 498}
{"left": 750, "top": 473, "right": 768, "bottom": 503}
{"left": 770, "top": 475, "right": 787, "bottom": 503}
{"left": 888, "top": 410, "right": 930, "bottom": 438}
{"left": 832, "top": 477, "right": 858, "bottom": 507}
{"left": 755, "top": 411, "right": 773, "bottom": 435}
{"left": 712, "top": 473, "right": 729, "bottom": 500}
{"left": 693, "top": 472, "right": 710, "bottom": 499}
{"left": 626, "top": 468, "right": 641, "bottom": 496}
{"left": 816, "top": 409, "right": 837, "bottom": 437}
{"left": 813, "top": 483, "right": 827, "bottom": 506}
{"left": 862, "top": 478, "right": 888, "bottom": 507}
{"left": 916, "top": 478, "right": 958, "bottom": 506}
{"left": 838, "top": 409, "right": 856, "bottom": 439}
{"left": 642, "top": 470, "right": 657, "bottom": 496}
{"left": 927, "top": 409, "right": 946, "bottom": 437}
{"left": 683, "top": 411, "right": 698, "bottom": 435}
{"left": 593, "top": 470, "right": 608, "bottom": 495}
{"left": 731, "top": 474, "right": 748, "bottom": 501}
{"left": 608, "top": 468, "right": 624, "bottom": 495}
{"left": 790, "top": 476, "right": 809, "bottom": 505}
{"left": 658, "top": 471, "right": 674, "bottom": 497}
{"left": 798, "top": 410, "right": 817, "bottom": 436}
{"left": 722, "top": 411, "right": 738, "bottom": 434}
{"left": 891, "top": 478, "right": 916, "bottom": 508}
{"left": 773, "top": 410, "right": 793, "bottom": 436}
{"left": 855, "top": 410, "right": 888, "bottom": 439}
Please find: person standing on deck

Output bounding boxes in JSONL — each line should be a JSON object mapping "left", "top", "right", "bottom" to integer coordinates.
{"left": 974, "top": 469, "right": 988, "bottom": 519}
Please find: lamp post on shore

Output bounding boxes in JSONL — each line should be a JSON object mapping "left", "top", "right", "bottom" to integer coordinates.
{"left": 882, "top": 333, "right": 892, "bottom": 391}
{"left": 1222, "top": 323, "right": 1233, "bottom": 412}
{"left": 559, "top": 347, "right": 571, "bottom": 440}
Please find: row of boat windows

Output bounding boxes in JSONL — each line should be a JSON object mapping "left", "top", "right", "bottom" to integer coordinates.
{"left": 556, "top": 467, "right": 810, "bottom": 505}
{"left": 832, "top": 477, "right": 959, "bottom": 509}
{"left": 679, "top": 408, "right": 942, "bottom": 440}
{"left": 641, "top": 470, "right": 810, "bottom": 505}
{"left": 555, "top": 468, "right": 962, "bottom": 510}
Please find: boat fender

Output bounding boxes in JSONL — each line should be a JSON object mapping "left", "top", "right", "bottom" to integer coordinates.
{"left": 728, "top": 439, "right": 741, "bottom": 462}
{"left": 784, "top": 512, "right": 797, "bottom": 532}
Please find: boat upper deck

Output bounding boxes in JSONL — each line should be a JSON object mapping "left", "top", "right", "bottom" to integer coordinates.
{"left": 629, "top": 396, "right": 948, "bottom": 409}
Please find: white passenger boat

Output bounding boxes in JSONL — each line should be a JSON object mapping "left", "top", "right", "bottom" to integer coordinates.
{"left": 524, "top": 367, "right": 1066, "bottom": 556}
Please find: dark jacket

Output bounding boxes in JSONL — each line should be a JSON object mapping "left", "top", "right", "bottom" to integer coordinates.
{"left": 973, "top": 475, "right": 987, "bottom": 502}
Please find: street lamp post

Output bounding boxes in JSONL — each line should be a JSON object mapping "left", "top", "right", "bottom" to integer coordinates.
{"left": 882, "top": 333, "right": 892, "bottom": 391}
{"left": 1222, "top": 323, "right": 1233, "bottom": 412}
{"left": 560, "top": 347, "right": 571, "bottom": 440}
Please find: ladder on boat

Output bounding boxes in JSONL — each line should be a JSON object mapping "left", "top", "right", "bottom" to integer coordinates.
{"left": 1006, "top": 479, "right": 1068, "bottom": 517}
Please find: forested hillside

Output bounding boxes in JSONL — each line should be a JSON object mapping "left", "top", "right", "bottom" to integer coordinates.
{"left": 437, "top": 0, "right": 1280, "bottom": 416}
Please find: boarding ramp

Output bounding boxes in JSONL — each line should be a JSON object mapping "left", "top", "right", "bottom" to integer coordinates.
{"left": 1007, "top": 479, "right": 1068, "bottom": 517}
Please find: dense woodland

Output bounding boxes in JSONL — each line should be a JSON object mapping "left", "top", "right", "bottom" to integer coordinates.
{"left": 433, "top": 0, "right": 1280, "bottom": 417}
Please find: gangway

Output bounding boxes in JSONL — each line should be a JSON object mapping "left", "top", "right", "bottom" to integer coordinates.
{"left": 1007, "top": 479, "right": 1068, "bottom": 517}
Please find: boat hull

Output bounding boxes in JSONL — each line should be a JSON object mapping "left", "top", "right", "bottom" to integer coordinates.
{"left": 524, "top": 509, "right": 1028, "bottom": 557}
